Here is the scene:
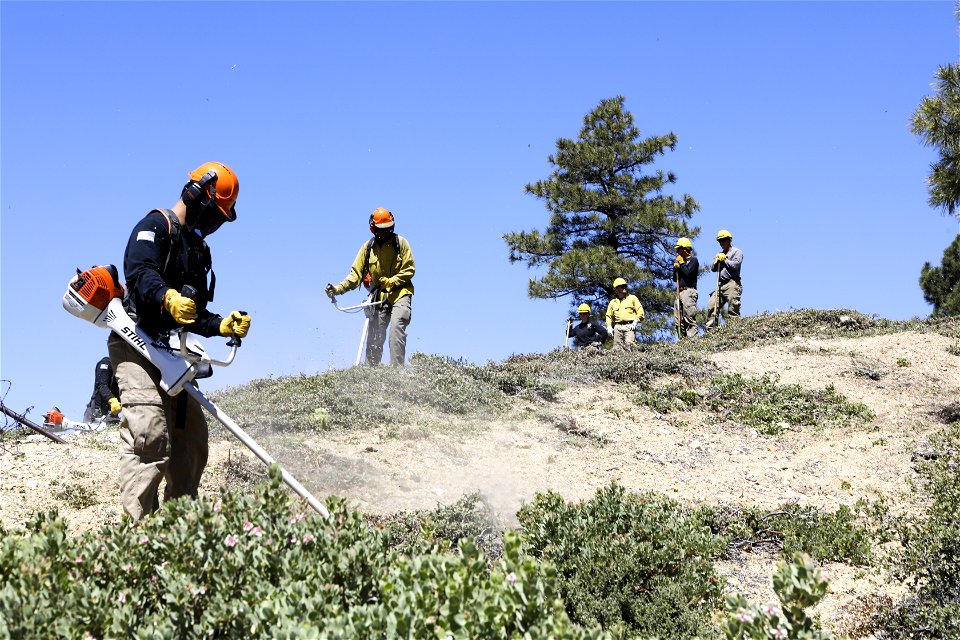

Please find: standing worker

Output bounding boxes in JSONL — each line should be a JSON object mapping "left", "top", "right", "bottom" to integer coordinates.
{"left": 110, "top": 161, "right": 251, "bottom": 521}
{"left": 605, "top": 278, "right": 644, "bottom": 349}
{"left": 706, "top": 229, "right": 743, "bottom": 329}
{"left": 82, "top": 355, "right": 122, "bottom": 424}
{"left": 570, "top": 303, "right": 610, "bottom": 349}
{"left": 325, "top": 208, "right": 415, "bottom": 366}
{"left": 673, "top": 238, "right": 699, "bottom": 338}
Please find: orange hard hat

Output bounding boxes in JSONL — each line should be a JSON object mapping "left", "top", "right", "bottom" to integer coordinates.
{"left": 369, "top": 207, "right": 395, "bottom": 230}
{"left": 188, "top": 162, "right": 239, "bottom": 220}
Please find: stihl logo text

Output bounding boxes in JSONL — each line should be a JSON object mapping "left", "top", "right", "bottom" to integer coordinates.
{"left": 121, "top": 326, "right": 148, "bottom": 349}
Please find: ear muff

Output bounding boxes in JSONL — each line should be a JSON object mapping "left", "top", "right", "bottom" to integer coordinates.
{"left": 182, "top": 170, "right": 218, "bottom": 205}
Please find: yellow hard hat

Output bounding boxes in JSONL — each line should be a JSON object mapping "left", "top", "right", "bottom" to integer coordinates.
{"left": 612, "top": 277, "right": 627, "bottom": 288}
{"left": 675, "top": 237, "right": 692, "bottom": 249}
{"left": 716, "top": 229, "right": 732, "bottom": 241}
{"left": 577, "top": 303, "right": 591, "bottom": 314}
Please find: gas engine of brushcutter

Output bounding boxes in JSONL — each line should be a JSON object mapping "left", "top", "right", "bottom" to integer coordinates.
{"left": 62, "top": 265, "right": 238, "bottom": 395}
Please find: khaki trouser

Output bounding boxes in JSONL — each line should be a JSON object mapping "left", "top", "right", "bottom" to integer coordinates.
{"left": 679, "top": 288, "right": 699, "bottom": 338}
{"left": 611, "top": 322, "right": 637, "bottom": 349}
{"left": 706, "top": 280, "right": 742, "bottom": 328}
{"left": 108, "top": 333, "right": 208, "bottom": 521}
{"left": 367, "top": 294, "right": 412, "bottom": 365}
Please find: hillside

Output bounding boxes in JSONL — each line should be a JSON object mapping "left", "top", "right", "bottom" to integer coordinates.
{"left": 2, "top": 309, "right": 958, "bottom": 637}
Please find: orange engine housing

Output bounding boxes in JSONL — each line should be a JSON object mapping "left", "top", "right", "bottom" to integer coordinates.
{"left": 71, "top": 265, "right": 124, "bottom": 310}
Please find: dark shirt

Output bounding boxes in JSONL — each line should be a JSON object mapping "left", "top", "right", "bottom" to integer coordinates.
{"left": 674, "top": 255, "right": 699, "bottom": 290}
{"left": 87, "top": 356, "right": 119, "bottom": 418}
{"left": 122, "top": 209, "right": 221, "bottom": 338}
{"left": 570, "top": 320, "right": 610, "bottom": 347}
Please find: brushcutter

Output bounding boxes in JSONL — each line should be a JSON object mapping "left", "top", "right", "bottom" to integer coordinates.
{"left": 62, "top": 265, "right": 330, "bottom": 517}
{"left": 42, "top": 407, "right": 116, "bottom": 434}
{"left": 0, "top": 401, "right": 68, "bottom": 444}
{"left": 329, "top": 291, "right": 384, "bottom": 366}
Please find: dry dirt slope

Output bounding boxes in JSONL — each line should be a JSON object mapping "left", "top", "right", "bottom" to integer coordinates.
{"left": 1, "top": 325, "right": 958, "bottom": 636}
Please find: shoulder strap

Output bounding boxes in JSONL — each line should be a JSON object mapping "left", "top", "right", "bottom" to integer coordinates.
{"left": 152, "top": 209, "right": 181, "bottom": 275}
{"left": 362, "top": 238, "right": 376, "bottom": 282}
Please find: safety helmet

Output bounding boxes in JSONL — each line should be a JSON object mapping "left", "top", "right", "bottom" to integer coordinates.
{"left": 716, "top": 229, "right": 733, "bottom": 241}
{"left": 675, "top": 237, "right": 692, "bottom": 249}
{"left": 612, "top": 277, "right": 627, "bottom": 288}
{"left": 577, "top": 303, "right": 591, "bottom": 314}
{"left": 369, "top": 207, "right": 395, "bottom": 232}
{"left": 186, "top": 162, "right": 238, "bottom": 220}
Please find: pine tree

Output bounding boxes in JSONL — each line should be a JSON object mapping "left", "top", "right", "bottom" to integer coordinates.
{"left": 919, "top": 234, "right": 960, "bottom": 316}
{"left": 912, "top": 63, "right": 960, "bottom": 217}
{"left": 504, "top": 96, "right": 699, "bottom": 333}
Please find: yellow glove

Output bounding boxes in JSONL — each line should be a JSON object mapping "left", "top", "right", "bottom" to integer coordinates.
{"left": 675, "top": 254, "right": 685, "bottom": 265}
{"left": 108, "top": 397, "right": 122, "bottom": 415}
{"left": 163, "top": 289, "right": 197, "bottom": 324}
{"left": 219, "top": 311, "right": 251, "bottom": 338}
{"left": 714, "top": 252, "right": 727, "bottom": 264}
{"left": 378, "top": 276, "right": 399, "bottom": 292}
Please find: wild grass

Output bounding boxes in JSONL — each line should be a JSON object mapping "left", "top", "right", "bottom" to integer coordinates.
{"left": 210, "top": 310, "right": 952, "bottom": 437}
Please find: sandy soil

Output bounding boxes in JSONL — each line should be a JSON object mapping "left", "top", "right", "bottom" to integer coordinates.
{"left": 2, "top": 330, "right": 957, "bottom": 637}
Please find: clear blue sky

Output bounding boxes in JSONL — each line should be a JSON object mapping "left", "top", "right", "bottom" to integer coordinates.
{"left": 2, "top": 1, "right": 957, "bottom": 421}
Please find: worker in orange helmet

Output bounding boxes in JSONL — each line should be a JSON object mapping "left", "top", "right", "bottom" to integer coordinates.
{"left": 109, "top": 162, "right": 251, "bottom": 521}
{"left": 326, "top": 208, "right": 416, "bottom": 365}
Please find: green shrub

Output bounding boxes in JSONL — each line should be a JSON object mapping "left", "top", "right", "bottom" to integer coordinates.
{"left": 0, "top": 467, "right": 607, "bottom": 639}
{"left": 368, "top": 492, "right": 504, "bottom": 561}
{"left": 54, "top": 483, "right": 99, "bottom": 510}
{"left": 722, "top": 552, "right": 835, "bottom": 639}
{"left": 694, "top": 502, "right": 877, "bottom": 566}
{"left": 879, "top": 423, "right": 960, "bottom": 636}
{"left": 704, "top": 373, "right": 874, "bottom": 435}
{"left": 517, "top": 484, "right": 726, "bottom": 639}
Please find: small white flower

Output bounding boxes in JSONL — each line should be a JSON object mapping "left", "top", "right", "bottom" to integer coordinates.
{"left": 118, "top": 593, "right": 126, "bottom": 604}
{"left": 506, "top": 572, "right": 517, "bottom": 585}
{"left": 243, "top": 521, "right": 254, "bottom": 532}
{"left": 735, "top": 608, "right": 754, "bottom": 623}
{"left": 224, "top": 534, "right": 239, "bottom": 547}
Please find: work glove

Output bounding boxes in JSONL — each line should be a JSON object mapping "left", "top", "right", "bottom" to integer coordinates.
{"left": 325, "top": 283, "right": 337, "bottom": 300}
{"left": 714, "top": 252, "right": 727, "bottom": 265}
{"left": 674, "top": 254, "right": 685, "bottom": 265}
{"left": 605, "top": 324, "right": 613, "bottom": 335}
{"left": 379, "top": 276, "right": 400, "bottom": 292}
{"left": 163, "top": 289, "right": 197, "bottom": 324}
{"left": 220, "top": 311, "right": 251, "bottom": 338}
{"left": 108, "top": 397, "right": 122, "bottom": 415}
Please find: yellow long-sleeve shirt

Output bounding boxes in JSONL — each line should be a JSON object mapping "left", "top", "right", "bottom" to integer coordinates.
{"left": 334, "top": 234, "right": 415, "bottom": 305}
{"left": 605, "top": 294, "right": 644, "bottom": 330}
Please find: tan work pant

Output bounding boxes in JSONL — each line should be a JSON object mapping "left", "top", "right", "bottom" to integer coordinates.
{"left": 679, "top": 288, "right": 699, "bottom": 338}
{"left": 367, "top": 295, "right": 412, "bottom": 365}
{"left": 612, "top": 322, "right": 637, "bottom": 349}
{"left": 706, "top": 280, "right": 742, "bottom": 328}
{"left": 108, "top": 333, "right": 208, "bottom": 521}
